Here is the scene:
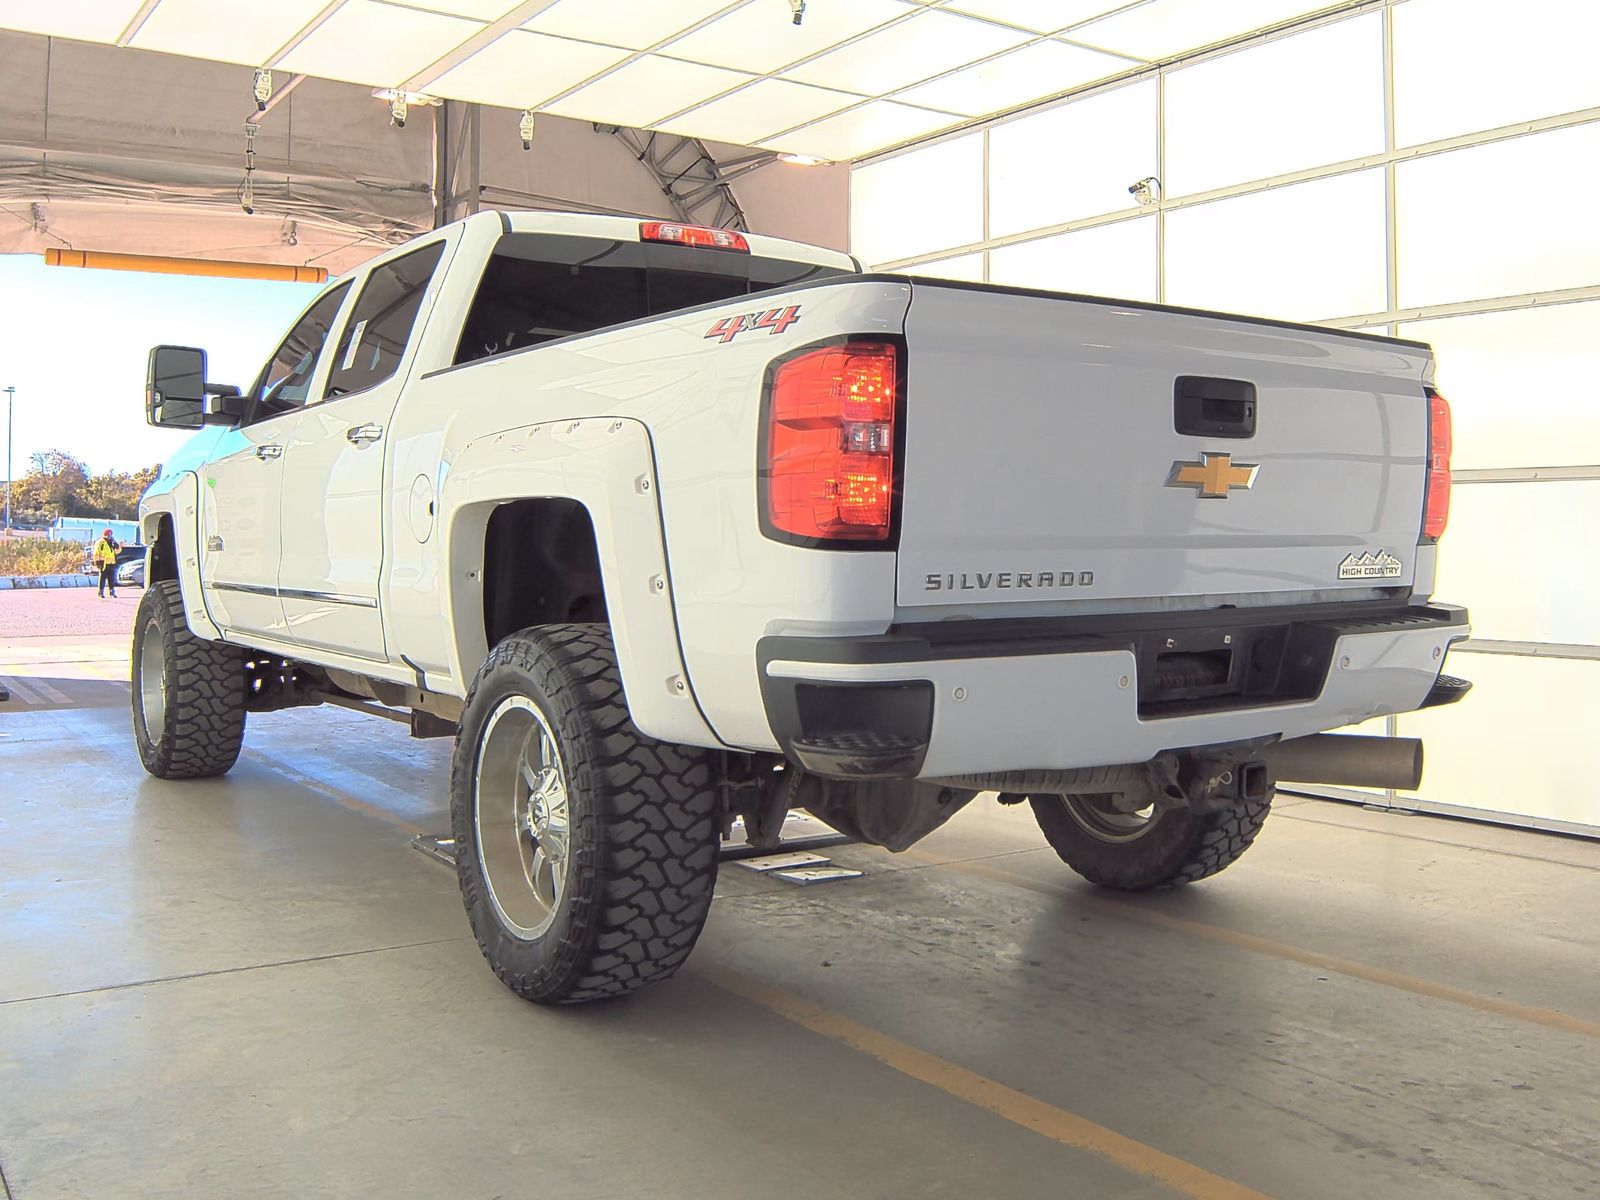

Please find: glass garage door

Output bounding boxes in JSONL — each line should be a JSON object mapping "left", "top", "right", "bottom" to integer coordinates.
{"left": 848, "top": 0, "right": 1600, "bottom": 835}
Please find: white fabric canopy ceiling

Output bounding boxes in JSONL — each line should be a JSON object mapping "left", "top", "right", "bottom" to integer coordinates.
{"left": 0, "top": 0, "right": 1354, "bottom": 162}
{"left": 0, "top": 27, "right": 849, "bottom": 271}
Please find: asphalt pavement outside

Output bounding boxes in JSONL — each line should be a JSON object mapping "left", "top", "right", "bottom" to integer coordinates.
{"left": 1, "top": 593, "right": 1597, "bottom": 1200}
{"left": 0, "top": 585, "right": 142, "bottom": 639}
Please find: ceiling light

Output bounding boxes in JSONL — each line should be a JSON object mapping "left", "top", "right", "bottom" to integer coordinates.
{"left": 373, "top": 88, "right": 440, "bottom": 130}
{"left": 1128, "top": 175, "right": 1161, "bottom": 206}
{"left": 778, "top": 153, "right": 829, "bottom": 165}
{"left": 372, "top": 88, "right": 443, "bottom": 106}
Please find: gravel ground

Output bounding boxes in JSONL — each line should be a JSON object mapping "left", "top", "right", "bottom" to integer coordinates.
{"left": 0, "top": 586, "right": 144, "bottom": 639}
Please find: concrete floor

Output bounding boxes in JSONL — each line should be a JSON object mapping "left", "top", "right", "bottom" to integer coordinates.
{"left": 2, "top": 642, "right": 1598, "bottom": 1199}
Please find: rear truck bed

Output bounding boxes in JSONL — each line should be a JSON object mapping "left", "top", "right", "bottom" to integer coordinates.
{"left": 752, "top": 277, "right": 1468, "bottom": 781}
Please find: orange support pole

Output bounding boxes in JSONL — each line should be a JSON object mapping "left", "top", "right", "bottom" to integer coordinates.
{"left": 43, "top": 248, "right": 328, "bottom": 284}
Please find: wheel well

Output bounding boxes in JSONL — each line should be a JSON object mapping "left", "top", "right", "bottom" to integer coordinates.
{"left": 149, "top": 515, "right": 179, "bottom": 583}
{"left": 482, "top": 499, "right": 607, "bottom": 648}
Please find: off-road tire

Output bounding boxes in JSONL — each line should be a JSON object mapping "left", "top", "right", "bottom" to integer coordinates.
{"left": 131, "top": 579, "right": 247, "bottom": 779}
{"left": 1030, "top": 792, "right": 1272, "bottom": 890}
{"left": 451, "top": 624, "right": 720, "bottom": 1005}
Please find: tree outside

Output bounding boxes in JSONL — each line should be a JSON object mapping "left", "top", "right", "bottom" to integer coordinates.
{"left": 6, "top": 450, "right": 160, "bottom": 528}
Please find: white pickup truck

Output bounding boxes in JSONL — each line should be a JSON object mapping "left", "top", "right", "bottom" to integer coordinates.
{"left": 135, "top": 210, "right": 1470, "bottom": 1004}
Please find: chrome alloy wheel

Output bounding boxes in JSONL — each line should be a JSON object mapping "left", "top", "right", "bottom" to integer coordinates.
{"left": 137, "top": 615, "right": 168, "bottom": 743}
{"left": 1060, "top": 792, "right": 1160, "bottom": 844}
{"left": 474, "top": 695, "right": 572, "bottom": 939}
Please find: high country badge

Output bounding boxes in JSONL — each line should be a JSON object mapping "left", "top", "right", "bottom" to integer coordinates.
{"left": 1337, "top": 549, "right": 1403, "bottom": 580}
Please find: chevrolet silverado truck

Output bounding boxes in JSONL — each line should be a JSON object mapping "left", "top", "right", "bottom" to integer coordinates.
{"left": 133, "top": 210, "right": 1470, "bottom": 1005}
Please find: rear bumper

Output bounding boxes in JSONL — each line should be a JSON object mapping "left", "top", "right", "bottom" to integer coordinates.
{"left": 758, "top": 602, "right": 1469, "bottom": 779}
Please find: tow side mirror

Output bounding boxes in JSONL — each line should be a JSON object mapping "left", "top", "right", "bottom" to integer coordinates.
{"left": 146, "top": 346, "right": 244, "bottom": 428}
{"left": 146, "top": 345, "right": 208, "bottom": 429}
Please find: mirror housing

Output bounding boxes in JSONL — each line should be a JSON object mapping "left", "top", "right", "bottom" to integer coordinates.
{"left": 146, "top": 346, "right": 243, "bottom": 428}
{"left": 146, "top": 345, "right": 208, "bottom": 429}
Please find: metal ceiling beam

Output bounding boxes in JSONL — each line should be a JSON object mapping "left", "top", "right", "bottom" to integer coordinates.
{"left": 114, "top": 0, "right": 163, "bottom": 46}
{"left": 266, "top": 1, "right": 350, "bottom": 70}
{"left": 403, "top": 0, "right": 563, "bottom": 94}
{"left": 599, "top": 126, "right": 760, "bottom": 231}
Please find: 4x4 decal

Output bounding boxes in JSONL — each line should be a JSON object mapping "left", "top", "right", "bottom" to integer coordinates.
{"left": 704, "top": 305, "right": 802, "bottom": 344}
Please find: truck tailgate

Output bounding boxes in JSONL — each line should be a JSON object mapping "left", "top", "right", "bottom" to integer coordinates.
{"left": 896, "top": 282, "right": 1434, "bottom": 611}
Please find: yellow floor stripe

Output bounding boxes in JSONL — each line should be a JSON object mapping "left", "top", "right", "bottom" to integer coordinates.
{"left": 704, "top": 965, "right": 1275, "bottom": 1200}
{"left": 904, "top": 849, "right": 1600, "bottom": 1040}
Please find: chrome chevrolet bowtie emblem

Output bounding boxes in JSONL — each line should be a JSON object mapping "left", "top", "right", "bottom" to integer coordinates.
{"left": 1166, "top": 452, "right": 1259, "bottom": 498}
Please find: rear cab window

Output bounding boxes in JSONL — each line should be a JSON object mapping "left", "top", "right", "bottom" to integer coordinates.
{"left": 454, "top": 233, "right": 851, "bottom": 366}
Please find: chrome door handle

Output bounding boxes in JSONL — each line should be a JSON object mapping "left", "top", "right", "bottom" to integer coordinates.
{"left": 346, "top": 423, "right": 384, "bottom": 445}
{"left": 255, "top": 444, "right": 283, "bottom": 460}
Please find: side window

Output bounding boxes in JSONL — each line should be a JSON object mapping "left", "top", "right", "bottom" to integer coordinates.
{"left": 246, "top": 282, "right": 350, "bottom": 423}
{"left": 324, "top": 241, "right": 446, "bottom": 398}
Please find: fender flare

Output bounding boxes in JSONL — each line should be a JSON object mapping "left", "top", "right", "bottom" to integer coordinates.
{"left": 139, "top": 472, "right": 222, "bottom": 642}
{"left": 438, "top": 417, "right": 721, "bottom": 749}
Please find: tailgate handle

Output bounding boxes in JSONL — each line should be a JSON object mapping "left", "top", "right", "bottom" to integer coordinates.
{"left": 1175, "top": 377, "right": 1256, "bottom": 439}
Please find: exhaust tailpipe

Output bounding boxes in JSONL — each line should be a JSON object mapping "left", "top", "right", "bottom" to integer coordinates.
{"left": 1262, "top": 733, "right": 1422, "bottom": 791}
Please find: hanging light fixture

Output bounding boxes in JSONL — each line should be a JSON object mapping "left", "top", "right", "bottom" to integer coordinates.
{"left": 372, "top": 88, "right": 441, "bottom": 130}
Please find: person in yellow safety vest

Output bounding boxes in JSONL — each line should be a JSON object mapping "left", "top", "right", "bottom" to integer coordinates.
{"left": 93, "top": 528, "right": 121, "bottom": 599}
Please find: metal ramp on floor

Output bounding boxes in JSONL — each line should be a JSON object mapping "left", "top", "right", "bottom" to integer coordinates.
{"left": 412, "top": 811, "right": 858, "bottom": 883}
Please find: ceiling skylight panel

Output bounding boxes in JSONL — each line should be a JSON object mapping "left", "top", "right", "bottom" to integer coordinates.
{"left": 668, "top": 0, "right": 909, "bottom": 73}
{"left": 785, "top": 8, "right": 1031, "bottom": 94}
{"left": 896, "top": 38, "right": 1133, "bottom": 115}
{"left": 277, "top": 2, "right": 484, "bottom": 86}
{"left": 541, "top": 54, "right": 754, "bottom": 128}
{"left": 524, "top": 0, "right": 739, "bottom": 52}
{"left": 427, "top": 29, "right": 632, "bottom": 108}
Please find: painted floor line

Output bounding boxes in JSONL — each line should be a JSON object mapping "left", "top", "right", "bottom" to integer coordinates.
{"left": 1274, "top": 808, "right": 1600, "bottom": 874}
{"left": 902, "top": 849, "right": 1600, "bottom": 1040}
{"left": 703, "top": 964, "right": 1275, "bottom": 1200}
{"left": 27, "top": 678, "right": 72, "bottom": 705}
{"left": 0, "top": 677, "right": 44, "bottom": 705}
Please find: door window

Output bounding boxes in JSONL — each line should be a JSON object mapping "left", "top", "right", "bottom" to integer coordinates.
{"left": 246, "top": 282, "right": 351, "bottom": 423}
{"left": 324, "top": 241, "right": 446, "bottom": 399}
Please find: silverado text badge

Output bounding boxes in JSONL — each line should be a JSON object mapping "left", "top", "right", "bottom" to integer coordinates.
{"left": 925, "top": 570, "right": 1094, "bottom": 592}
{"left": 1165, "top": 452, "right": 1259, "bottom": 498}
{"left": 1338, "top": 549, "right": 1403, "bottom": 580}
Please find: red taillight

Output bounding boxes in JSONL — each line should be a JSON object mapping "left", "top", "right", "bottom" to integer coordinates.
{"left": 639, "top": 221, "right": 749, "bottom": 253}
{"left": 1423, "top": 387, "right": 1452, "bottom": 541}
{"left": 763, "top": 342, "right": 898, "bottom": 543}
